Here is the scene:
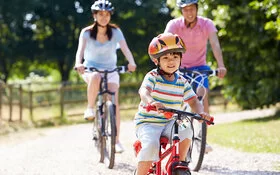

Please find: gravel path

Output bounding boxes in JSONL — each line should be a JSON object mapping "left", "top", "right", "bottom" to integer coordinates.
{"left": 0, "top": 108, "right": 279, "bottom": 175}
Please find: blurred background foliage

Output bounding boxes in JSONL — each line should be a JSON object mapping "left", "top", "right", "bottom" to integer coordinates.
{"left": 0, "top": 0, "right": 279, "bottom": 109}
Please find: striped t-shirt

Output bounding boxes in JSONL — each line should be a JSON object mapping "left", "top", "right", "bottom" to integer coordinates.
{"left": 134, "top": 69, "right": 197, "bottom": 127}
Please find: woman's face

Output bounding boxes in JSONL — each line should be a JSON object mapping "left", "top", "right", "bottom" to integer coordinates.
{"left": 181, "top": 4, "right": 197, "bottom": 23}
{"left": 94, "top": 11, "right": 111, "bottom": 26}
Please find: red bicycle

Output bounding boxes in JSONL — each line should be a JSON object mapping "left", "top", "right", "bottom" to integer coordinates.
{"left": 133, "top": 106, "right": 214, "bottom": 175}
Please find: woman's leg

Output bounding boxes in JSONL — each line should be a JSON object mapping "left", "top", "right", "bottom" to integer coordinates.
{"left": 83, "top": 72, "right": 101, "bottom": 108}
{"left": 82, "top": 72, "right": 101, "bottom": 119}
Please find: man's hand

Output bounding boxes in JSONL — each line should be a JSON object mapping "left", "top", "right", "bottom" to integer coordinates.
{"left": 217, "top": 67, "right": 227, "bottom": 78}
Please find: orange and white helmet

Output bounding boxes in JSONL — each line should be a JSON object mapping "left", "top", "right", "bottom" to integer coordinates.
{"left": 148, "top": 33, "right": 186, "bottom": 60}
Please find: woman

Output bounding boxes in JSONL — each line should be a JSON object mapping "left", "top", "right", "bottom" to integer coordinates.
{"left": 75, "top": 0, "right": 137, "bottom": 153}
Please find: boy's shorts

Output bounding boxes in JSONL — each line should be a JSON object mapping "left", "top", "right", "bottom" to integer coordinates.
{"left": 135, "top": 120, "right": 193, "bottom": 162}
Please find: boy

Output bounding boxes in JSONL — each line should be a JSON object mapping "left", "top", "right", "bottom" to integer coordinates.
{"left": 134, "top": 33, "right": 212, "bottom": 175}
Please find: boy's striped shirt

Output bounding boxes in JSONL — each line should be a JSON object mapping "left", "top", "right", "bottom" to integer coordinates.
{"left": 134, "top": 69, "right": 197, "bottom": 127}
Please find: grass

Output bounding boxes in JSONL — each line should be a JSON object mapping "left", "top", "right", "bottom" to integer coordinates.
{"left": 208, "top": 113, "right": 280, "bottom": 153}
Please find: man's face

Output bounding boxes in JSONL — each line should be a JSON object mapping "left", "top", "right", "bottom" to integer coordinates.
{"left": 181, "top": 4, "right": 197, "bottom": 23}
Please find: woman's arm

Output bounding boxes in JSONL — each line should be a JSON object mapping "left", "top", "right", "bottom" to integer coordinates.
{"left": 75, "top": 30, "right": 87, "bottom": 74}
{"left": 119, "top": 39, "right": 137, "bottom": 72}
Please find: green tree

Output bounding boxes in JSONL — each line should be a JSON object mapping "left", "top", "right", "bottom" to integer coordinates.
{"left": 0, "top": 0, "right": 36, "bottom": 82}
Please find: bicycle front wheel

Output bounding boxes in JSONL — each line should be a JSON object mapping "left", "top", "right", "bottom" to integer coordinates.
{"left": 103, "top": 101, "right": 117, "bottom": 169}
{"left": 188, "top": 120, "right": 207, "bottom": 171}
{"left": 93, "top": 106, "right": 105, "bottom": 163}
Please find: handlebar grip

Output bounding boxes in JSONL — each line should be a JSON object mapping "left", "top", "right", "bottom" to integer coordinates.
{"left": 206, "top": 117, "right": 214, "bottom": 125}
{"left": 119, "top": 66, "right": 128, "bottom": 73}
{"left": 145, "top": 105, "right": 173, "bottom": 119}
{"left": 145, "top": 105, "right": 156, "bottom": 112}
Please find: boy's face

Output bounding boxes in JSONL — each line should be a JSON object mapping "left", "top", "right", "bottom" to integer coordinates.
{"left": 156, "top": 53, "right": 181, "bottom": 74}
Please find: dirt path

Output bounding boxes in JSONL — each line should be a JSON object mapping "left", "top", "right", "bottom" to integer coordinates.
{"left": 0, "top": 108, "right": 279, "bottom": 175}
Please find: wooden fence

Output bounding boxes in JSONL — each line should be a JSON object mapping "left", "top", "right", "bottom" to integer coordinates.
{"left": 0, "top": 81, "right": 228, "bottom": 123}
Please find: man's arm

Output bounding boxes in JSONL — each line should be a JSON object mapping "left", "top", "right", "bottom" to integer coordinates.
{"left": 209, "top": 32, "right": 227, "bottom": 78}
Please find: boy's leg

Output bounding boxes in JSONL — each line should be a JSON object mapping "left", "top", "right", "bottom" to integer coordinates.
{"left": 137, "top": 161, "right": 153, "bottom": 175}
{"left": 179, "top": 138, "right": 191, "bottom": 161}
{"left": 136, "top": 124, "right": 163, "bottom": 175}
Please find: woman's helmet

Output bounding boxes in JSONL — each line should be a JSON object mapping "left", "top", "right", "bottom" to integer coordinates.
{"left": 91, "top": 0, "right": 114, "bottom": 14}
{"left": 148, "top": 33, "right": 186, "bottom": 60}
{"left": 176, "top": 0, "right": 198, "bottom": 8}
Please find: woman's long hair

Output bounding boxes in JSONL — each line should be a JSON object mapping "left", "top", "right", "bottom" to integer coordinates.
{"left": 89, "top": 22, "right": 119, "bottom": 40}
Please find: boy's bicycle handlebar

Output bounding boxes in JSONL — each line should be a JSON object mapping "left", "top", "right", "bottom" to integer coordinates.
{"left": 145, "top": 105, "right": 214, "bottom": 125}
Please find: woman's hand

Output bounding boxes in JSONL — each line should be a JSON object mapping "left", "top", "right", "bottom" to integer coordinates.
{"left": 127, "top": 63, "right": 137, "bottom": 72}
{"left": 74, "top": 63, "right": 85, "bottom": 74}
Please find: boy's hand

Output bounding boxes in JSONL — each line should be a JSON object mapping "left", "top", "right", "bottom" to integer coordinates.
{"left": 150, "top": 101, "right": 165, "bottom": 113}
{"left": 198, "top": 112, "right": 213, "bottom": 123}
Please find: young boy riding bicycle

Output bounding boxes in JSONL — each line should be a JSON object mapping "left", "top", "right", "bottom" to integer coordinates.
{"left": 134, "top": 33, "right": 212, "bottom": 175}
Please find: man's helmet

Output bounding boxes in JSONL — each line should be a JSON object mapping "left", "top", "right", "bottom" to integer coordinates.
{"left": 91, "top": 0, "right": 114, "bottom": 14}
{"left": 176, "top": 0, "right": 198, "bottom": 8}
{"left": 148, "top": 33, "right": 186, "bottom": 60}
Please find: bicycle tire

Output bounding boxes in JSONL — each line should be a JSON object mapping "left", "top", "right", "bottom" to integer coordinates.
{"left": 93, "top": 106, "right": 105, "bottom": 163}
{"left": 174, "top": 169, "right": 192, "bottom": 175}
{"left": 188, "top": 120, "right": 207, "bottom": 171}
{"left": 103, "top": 101, "right": 116, "bottom": 169}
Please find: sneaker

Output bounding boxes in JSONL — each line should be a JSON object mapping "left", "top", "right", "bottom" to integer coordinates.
{"left": 84, "top": 108, "right": 95, "bottom": 120}
{"left": 205, "top": 143, "right": 213, "bottom": 153}
{"left": 115, "top": 142, "right": 124, "bottom": 153}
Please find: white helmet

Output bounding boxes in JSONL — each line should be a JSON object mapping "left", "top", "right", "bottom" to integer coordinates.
{"left": 176, "top": 0, "right": 198, "bottom": 8}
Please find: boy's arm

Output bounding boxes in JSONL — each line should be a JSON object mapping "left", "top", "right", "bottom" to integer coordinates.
{"left": 139, "top": 87, "right": 154, "bottom": 104}
{"left": 188, "top": 98, "right": 212, "bottom": 121}
{"left": 188, "top": 98, "right": 204, "bottom": 114}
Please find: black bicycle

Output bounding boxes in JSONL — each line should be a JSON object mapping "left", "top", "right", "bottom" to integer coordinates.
{"left": 179, "top": 68, "right": 218, "bottom": 172}
{"left": 84, "top": 66, "right": 128, "bottom": 169}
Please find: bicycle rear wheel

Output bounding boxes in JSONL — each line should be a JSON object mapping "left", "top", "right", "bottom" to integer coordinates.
{"left": 93, "top": 106, "right": 105, "bottom": 163}
{"left": 188, "top": 120, "right": 207, "bottom": 171}
{"left": 103, "top": 101, "right": 116, "bottom": 169}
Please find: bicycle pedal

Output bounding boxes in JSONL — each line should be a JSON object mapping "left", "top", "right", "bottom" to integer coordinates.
{"left": 93, "top": 135, "right": 98, "bottom": 140}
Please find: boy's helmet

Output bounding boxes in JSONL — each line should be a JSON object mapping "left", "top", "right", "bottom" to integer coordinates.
{"left": 176, "top": 0, "right": 198, "bottom": 8}
{"left": 148, "top": 33, "right": 186, "bottom": 60}
{"left": 91, "top": 0, "right": 114, "bottom": 14}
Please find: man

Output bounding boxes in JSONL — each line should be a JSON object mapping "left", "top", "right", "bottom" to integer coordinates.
{"left": 164, "top": 0, "right": 227, "bottom": 153}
